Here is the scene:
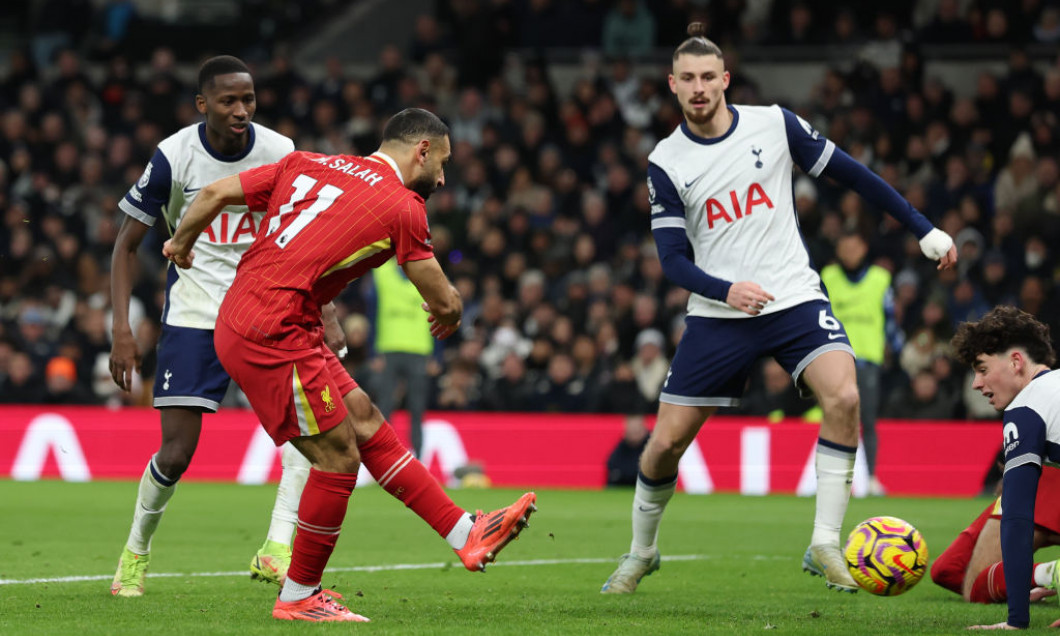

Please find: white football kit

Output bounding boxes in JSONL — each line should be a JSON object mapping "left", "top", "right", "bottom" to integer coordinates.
{"left": 996, "top": 369, "right": 1060, "bottom": 627}
{"left": 120, "top": 122, "right": 294, "bottom": 329}
{"left": 648, "top": 105, "right": 833, "bottom": 318}
{"left": 1002, "top": 370, "right": 1060, "bottom": 472}
{"left": 120, "top": 122, "right": 293, "bottom": 409}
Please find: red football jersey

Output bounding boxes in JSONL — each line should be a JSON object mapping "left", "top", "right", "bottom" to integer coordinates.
{"left": 219, "top": 151, "right": 433, "bottom": 349}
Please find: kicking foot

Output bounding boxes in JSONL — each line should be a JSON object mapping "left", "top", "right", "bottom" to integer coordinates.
{"left": 456, "top": 492, "right": 537, "bottom": 572}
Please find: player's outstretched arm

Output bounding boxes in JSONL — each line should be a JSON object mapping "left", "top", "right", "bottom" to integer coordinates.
{"left": 809, "top": 141, "right": 957, "bottom": 270}
{"left": 109, "top": 215, "right": 152, "bottom": 391}
{"left": 402, "top": 256, "right": 462, "bottom": 340}
{"left": 163, "top": 174, "right": 247, "bottom": 268}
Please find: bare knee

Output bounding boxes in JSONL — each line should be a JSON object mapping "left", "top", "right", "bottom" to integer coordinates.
{"left": 643, "top": 431, "right": 693, "bottom": 470}
{"left": 343, "top": 388, "right": 385, "bottom": 443}
{"left": 346, "top": 388, "right": 381, "bottom": 423}
{"left": 821, "top": 383, "right": 860, "bottom": 422}
{"left": 293, "top": 419, "right": 361, "bottom": 473}
{"left": 154, "top": 440, "right": 196, "bottom": 479}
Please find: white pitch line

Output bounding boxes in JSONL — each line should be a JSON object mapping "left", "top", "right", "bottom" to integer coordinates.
{"left": 0, "top": 554, "right": 788, "bottom": 587}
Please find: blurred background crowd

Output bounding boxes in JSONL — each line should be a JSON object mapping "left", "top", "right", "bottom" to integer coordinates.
{"left": 0, "top": 0, "right": 1059, "bottom": 425}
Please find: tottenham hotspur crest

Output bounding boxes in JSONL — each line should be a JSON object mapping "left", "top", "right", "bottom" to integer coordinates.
{"left": 751, "top": 146, "right": 763, "bottom": 169}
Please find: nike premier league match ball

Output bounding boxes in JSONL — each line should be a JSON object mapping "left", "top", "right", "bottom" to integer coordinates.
{"left": 843, "top": 516, "right": 929, "bottom": 596}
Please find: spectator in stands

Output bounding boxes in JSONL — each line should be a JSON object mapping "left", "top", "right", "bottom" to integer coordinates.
{"left": 2, "top": 4, "right": 1060, "bottom": 425}
{"left": 480, "top": 351, "right": 534, "bottom": 412}
{"left": 42, "top": 355, "right": 96, "bottom": 404}
{"left": 0, "top": 351, "right": 44, "bottom": 404}
{"left": 606, "top": 415, "right": 650, "bottom": 487}
{"left": 883, "top": 368, "right": 959, "bottom": 419}
{"left": 737, "top": 359, "right": 815, "bottom": 421}
{"left": 631, "top": 328, "right": 668, "bottom": 408}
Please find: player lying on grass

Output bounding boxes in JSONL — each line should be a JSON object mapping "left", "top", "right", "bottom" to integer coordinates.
{"left": 951, "top": 307, "right": 1059, "bottom": 630}
{"left": 932, "top": 465, "right": 1060, "bottom": 606}
{"left": 163, "top": 108, "right": 536, "bottom": 622}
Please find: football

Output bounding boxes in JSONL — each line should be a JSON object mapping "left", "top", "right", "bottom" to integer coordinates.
{"left": 843, "top": 516, "right": 929, "bottom": 596}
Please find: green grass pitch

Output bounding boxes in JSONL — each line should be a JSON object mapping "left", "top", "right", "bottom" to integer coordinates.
{"left": 2, "top": 481, "right": 1059, "bottom": 634}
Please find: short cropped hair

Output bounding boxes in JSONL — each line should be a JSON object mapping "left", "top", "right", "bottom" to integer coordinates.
{"left": 674, "top": 22, "right": 724, "bottom": 62}
{"left": 381, "top": 108, "right": 449, "bottom": 145}
{"left": 198, "top": 55, "right": 251, "bottom": 93}
{"left": 951, "top": 305, "right": 1056, "bottom": 367}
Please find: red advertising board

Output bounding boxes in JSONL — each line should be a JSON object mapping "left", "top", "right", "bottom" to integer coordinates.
{"left": 0, "top": 406, "right": 1002, "bottom": 496}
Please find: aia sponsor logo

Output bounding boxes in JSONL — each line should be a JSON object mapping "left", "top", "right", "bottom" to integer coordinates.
{"left": 703, "top": 182, "right": 774, "bottom": 229}
{"left": 200, "top": 211, "right": 261, "bottom": 244}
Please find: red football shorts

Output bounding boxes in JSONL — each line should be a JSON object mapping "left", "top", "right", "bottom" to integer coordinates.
{"left": 214, "top": 320, "right": 357, "bottom": 446}
{"left": 986, "top": 465, "right": 1060, "bottom": 534}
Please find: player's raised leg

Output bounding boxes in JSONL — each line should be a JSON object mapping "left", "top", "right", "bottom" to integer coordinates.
{"left": 345, "top": 386, "right": 535, "bottom": 571}
{"left": 602, "top": 402, "right": 713, "bottom": 594}
{"left": 799, "top": 350, "right": 859, "bottom": 592}
{"left": 250, "top": 443, "right": 310, "bottom": 585}
{"left": 112, "top": 408, "right": 201, "bottom": 597}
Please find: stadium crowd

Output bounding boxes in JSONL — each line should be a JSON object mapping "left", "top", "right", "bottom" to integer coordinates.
{"left": 0, "top": 0, "right": 1059, "bottom": 422}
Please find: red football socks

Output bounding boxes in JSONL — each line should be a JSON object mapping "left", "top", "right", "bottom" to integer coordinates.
{"left": 969, "top": 562, "right": 1008, "bottom": 603}
{"left": 359, "top": 422, "right": 465, "bottom": 537}
{"left": 286, "top": 468, "right": 357, "bottom": 587}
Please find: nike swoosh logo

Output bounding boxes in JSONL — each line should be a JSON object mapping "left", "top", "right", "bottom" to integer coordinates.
{"left": 828, "top": 333, "right": 846, "bottom": 340}
{"left": 683, "top": 174, "right": 706, "bottom": 188}
{"left": 183, "top": 186, "right": 201, "bottom": 195}
{"left": 638, "top": 506, "right": 652, "bottom": 512}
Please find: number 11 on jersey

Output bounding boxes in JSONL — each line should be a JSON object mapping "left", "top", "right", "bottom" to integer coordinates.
{"left": 264, "top": 173, "right": 345, "bottom": 249}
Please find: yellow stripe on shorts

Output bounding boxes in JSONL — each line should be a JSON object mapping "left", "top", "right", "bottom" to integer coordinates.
{"left": 291, "top": 363, "right": 320, "bottom": 437}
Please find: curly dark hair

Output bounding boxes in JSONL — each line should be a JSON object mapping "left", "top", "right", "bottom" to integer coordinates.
{"left": 951, "top": 306, "right": 1056, "bottom": 367}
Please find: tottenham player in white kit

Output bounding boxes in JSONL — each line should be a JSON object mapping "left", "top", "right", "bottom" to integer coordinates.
{"left": 601, "top": 24, "right": 957, "bottom": 595}
{"left": 108, "top": 56, "right": 311, "bottom": 596}
{"left": 956, "top": 308, "right": 1060, "bottom": 630}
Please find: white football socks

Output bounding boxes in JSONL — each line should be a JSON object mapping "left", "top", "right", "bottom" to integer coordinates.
{"left": 811, "top": 441, "right": 856, "bottom": 548}
{"left": 445, "top": 513, "right": 475, "bottom": 550}
{"left": 266, "top": 443, "right": 311, "bottom": 546}
{"left": 630, "top": 473, "right": 677, "bottom": 559}
{"left": 126, "top": 456, "right": 176, "bottom": 554}
{"left": 1034, "top": 561, "right": 1056, "bottom": 587}
{"left": 279, "top": 577, "right": 319, "bottom": 602}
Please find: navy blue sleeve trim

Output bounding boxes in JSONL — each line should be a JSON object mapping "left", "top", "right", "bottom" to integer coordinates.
{"left": 819, "top": 148, "right": 933, "bottom": 238}
{"left": 121, "top": 148, "right": 172, "bottom": 221}
{"left": 1001, "top": 463, "right": 1040, "bottom": 628}
{"left": 1003, "top": 406, "right": 1047, "bottom": 468}
{"left": 653, "top": 227, "right": 732, "bottom": 301}
{"left": 647, "top": 162, "right": 684, "bottom": 219}
{"left": 781, "top": 108, "right": 832, "bottom": 175}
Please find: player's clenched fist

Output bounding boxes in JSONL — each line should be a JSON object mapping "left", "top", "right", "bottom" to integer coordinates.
{"left": 162, "top": 238, "right": 195, "bottom": 269}
{"left": 725, "top": 281, "right": 775, "bottom": 316}
{"left": 918, "top": 228, "right": 958, "bottom": 271}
